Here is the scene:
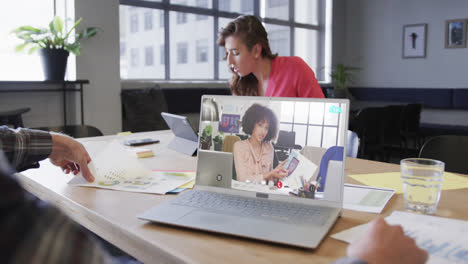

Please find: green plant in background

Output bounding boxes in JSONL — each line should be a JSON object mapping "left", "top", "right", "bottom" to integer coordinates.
{"left": 213, "top": 132, "right": 224, "bottom": 145}
{"left": 330, "top": 64, "right": 360, "bottom": 99}
{"left": 11, "top": 16, "right": 99, "bottom": 55}
{"left": 200, "top": 125, "right": 213, "bottom": 143}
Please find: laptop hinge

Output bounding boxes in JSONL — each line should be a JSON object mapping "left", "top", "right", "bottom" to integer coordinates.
{"left": 256, "top": 193, "right": 269, "bottom": 199}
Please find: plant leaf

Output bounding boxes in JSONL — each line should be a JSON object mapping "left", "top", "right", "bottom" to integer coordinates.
{"left": 14, "top": 43, "right": 29, "bottom": 52}
{"left": 53, "top": 16, "right": 64, "bottom": 35}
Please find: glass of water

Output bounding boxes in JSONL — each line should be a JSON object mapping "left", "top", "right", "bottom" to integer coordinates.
{"left": 400, "top": 158, "right": 445, "bottom": 214}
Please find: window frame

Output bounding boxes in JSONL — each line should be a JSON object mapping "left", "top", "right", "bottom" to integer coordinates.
{"left": 120, "top": 0, "right": 327, "bottom": 81}
{"left": 279, "top": 102, "right": 343, "bottom": 148}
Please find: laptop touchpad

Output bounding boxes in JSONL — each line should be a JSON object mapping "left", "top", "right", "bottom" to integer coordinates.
{"left": 177, "top": 211, "right": 238, "bottom": 230}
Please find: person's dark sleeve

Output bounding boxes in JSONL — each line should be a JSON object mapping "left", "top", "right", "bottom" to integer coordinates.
{"left": 0, "top": 126, "right": 52, "bottom": 171}
{"left": 0, "top": 151, "right": 119, "bottom": 264}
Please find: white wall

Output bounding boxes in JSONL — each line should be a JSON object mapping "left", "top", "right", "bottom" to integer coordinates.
{"left": 75, "top": 0, "right": 121, "bottom": 134}
{"left": 339, "top": 0, "right": 468, "bottom": 88}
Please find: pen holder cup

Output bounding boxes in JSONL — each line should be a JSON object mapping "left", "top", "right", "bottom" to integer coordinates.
{"left": 298, "top": 187, "right": 315, "bottom": 199}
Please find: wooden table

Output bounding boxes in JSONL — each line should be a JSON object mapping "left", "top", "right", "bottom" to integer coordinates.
{"left": 17, "top": 130, "right": 468, "bottom": 264}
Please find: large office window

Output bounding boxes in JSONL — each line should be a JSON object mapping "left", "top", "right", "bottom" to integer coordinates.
{"left": 120, "top": 0, "right": 332, "bottom": 81}
{"left": 0, "top": 1, "right": 57, "bottom": 80}
{"left": 279, "top": 101, "right": 344, "bottom": 149}
{"left": 145, "top": 46, "right": 154, "bottom": 66}
{"left": 144, "top": 11, "right": 153, "bottom": 30}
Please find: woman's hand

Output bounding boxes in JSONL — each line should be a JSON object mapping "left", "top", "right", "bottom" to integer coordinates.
{"left": 264, "top": 159, "right": 288, "bottom": 181}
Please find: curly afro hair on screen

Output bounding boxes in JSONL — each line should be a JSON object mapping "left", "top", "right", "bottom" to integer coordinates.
{"left": 241, "top": 104, "right": 278, "bottom": 142}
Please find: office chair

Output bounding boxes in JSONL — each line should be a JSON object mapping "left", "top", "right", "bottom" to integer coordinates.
{"left": 222, "top": 135, "right": 241, "bottom": 153}
{"left": 346, "top": 130, "right": 359, "bottom": 158}
{"left": 0, "top": 107, "right": 31, "bottom": 128}
{"left": 400, "top": 103, "right": 422, "bottom": 156}
{"left": 274, "top": 130, "right": 302, "bottom": 162}
{"left": 316, "top": 146, "right": 344, "bottom": 192}
{"left": 33, "top": 125, "right": 103, "bottom": 138}
{"left": 419, "top": 135, "right": 468, "bottom": 174}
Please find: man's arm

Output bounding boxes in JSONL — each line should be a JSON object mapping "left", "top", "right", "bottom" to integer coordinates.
{"left": 0, "top": 126, "right": 52, "bottom": 171}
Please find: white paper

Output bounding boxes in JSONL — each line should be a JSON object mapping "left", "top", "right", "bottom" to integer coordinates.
{"left": 282, "top": 151, "right": 318, "bottom": 190}
{"left": 68, "top": 140, "right": 193, "bottom": 194}
{"left": 343, "top": 184, "right": 395, "bottom": 213}
{"left": 332, "top": 211, "right": 468, "bottom": 264}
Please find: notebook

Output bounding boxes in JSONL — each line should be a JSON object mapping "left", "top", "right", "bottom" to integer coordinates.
{"left": 139, "top": 96, "right": 349, "bottom": 249}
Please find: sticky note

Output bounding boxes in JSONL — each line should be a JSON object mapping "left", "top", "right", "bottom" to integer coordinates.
{"left": 117, "top": 131, "right": 132, "bottom": 136}
{"left": 136, "top": 150, "right": 154, "bottom": 158}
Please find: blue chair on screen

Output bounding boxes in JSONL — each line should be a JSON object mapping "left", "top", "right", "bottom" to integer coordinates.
{"left": 316, "top": 146, "right": 344, "bottom": 192}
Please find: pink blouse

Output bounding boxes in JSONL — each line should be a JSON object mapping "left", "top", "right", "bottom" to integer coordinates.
{"left": 233, "top": 140, "right": 274, "bottom": 182}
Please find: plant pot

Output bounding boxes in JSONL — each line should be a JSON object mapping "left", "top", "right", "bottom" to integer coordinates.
{"left": 40, "top": 48, "right": 69, "bottom": 81}
{"left": 200, "top": 141, "right": 211, "bottom": 150}
{"left": 214, "top": 142, "right": 223, "bottom": 151}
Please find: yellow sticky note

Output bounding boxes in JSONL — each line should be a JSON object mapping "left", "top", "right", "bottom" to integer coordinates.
{"left": 117, "top": 131, "right": 132, "bottom": 136}
{"left": 348, "top": 172, "right": 468, "bottom": 194}
{"left": 160, "top": 171, "right": 196, "bottom": 189}
{"left": 136, "top": 150, "right": 154, "bottom": 158}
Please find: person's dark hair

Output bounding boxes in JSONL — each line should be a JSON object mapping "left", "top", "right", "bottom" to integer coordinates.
{"left": 241, "top": 104, "right": 278, "bottom": 142}
{"left": 217, "top": 15, "right": 278, "bottom": 96}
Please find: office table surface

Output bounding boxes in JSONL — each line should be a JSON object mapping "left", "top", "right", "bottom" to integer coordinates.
{"left": 18, "top": 130, "right": 468, "bottom": 264}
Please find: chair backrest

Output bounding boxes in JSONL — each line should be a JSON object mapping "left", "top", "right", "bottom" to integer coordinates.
{"left": 222, "top": 135, "right": 241, "bottom": 153}
{"left": 0, "top": 107, "right": 31, "bottom": 128}
{"left": 316, "top": 146, "right": 344, "bottom": 192}
{"left": 400, "top": 103, "right": 422, "bottom": 134}
{"left": 33, "top": 125, "right": 103, "bottom": 138}
{"left": 276, "top": 130, "right": 296, "bottom": 148}
{"left": 346, "top": 130, "right": 359, "bottom": 158}
{"left": 419, "top": 135, "right": 468, "bottom": 174}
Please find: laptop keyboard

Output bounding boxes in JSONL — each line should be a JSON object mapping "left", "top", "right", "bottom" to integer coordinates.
{"left": 172, "top": 190, "right": 332, "bottom": 226}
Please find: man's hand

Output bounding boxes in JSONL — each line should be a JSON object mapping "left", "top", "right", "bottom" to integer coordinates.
{"left": 48, "top": 134, "right": 94, "bottom": 182}
{"left": 347, "top": 218, "right": 428, "bottom": 264}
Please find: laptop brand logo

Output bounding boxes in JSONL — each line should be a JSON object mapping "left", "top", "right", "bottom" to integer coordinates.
{"left": 329, "top": 106, "right": 342, "bottom": 114}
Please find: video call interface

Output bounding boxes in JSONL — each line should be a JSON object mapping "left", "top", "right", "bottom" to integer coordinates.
{"left": 199, "top": 97, "right": 347, "bottom": 201}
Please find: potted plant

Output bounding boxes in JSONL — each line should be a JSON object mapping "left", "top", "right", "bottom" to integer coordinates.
{"left": 329, "top": 63, "right": 360, "bottom": 99}
{"left": 213, "top": 132, "right": 224, "bottom": 151}
{"left": 12, "top": 16, "right": 99, "bottom": 80}
{"left": 200, "top": 125, "right": 213, "bottom": 150}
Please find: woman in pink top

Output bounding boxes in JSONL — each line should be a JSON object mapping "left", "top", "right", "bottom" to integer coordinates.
{"left": 233, "top": 104, "right": 287, "bottom": 183}
{"left": 217, "top": 15, "right": 324, "bottom": 98}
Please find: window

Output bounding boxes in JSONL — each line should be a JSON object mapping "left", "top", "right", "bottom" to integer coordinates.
{"left": 268, "top": 0, "right": 289, "bottom": 8}
{"left": 196, "top": 39, "right": 208, "bottom": 63}
{"left": 218, "top": 0, "right": 230, "bottom": 11}
{"left": 144, "top": 11, "right": 153, "bottom": 30}
{"left": 196, "top": 0, "right": 208, "bottom": 20}
{"left": 177, "top": 12, "right": 187, "bottom": 24}
{"left": 177, "top": 42, "right": 188, "bottom": 64}
{"left": 0, "top": 1, "right": 54, "bottom": 80}
{"left": 130, "top": 14, "right": 138, "bottom": 33}
{"left": 130, "top": 48, "right": 139, "bottom": 67}
{"left": 145, "top": 46, "right": 154, "bottom": 66}
{"left": 120, "top": 0, "right": 332, "bottom": 81}
{"left": 280, "top": 102, "right": 344, "bottom": 148}
{"left": 160, "top": 44, "right": 165, "bottom": 65}
{"left": 241, "top": 0, "right": 253, "bottom": 13}
{"left": 159, "top": 10, "right": 164, "bottom": 27}
{"left": 120, "top": 42, "right": 126, "bottom": 57}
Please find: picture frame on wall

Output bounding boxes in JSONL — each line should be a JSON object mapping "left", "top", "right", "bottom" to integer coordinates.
{"left": 445, "top": 19, "right": 467, "bottom": 48}
{"left": 402, "top": 24, "right": 427, "bottom": 58}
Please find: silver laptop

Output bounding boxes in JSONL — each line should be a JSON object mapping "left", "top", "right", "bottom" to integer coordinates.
{"left": 139, "top": 95, "right": 349, "bottom": 249}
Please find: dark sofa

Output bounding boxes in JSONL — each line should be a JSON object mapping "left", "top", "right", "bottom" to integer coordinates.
{"left": 349, "top": 87, "right": 468, "bottom": 136}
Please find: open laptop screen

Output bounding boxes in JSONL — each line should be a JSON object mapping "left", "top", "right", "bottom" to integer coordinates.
{"left": 198, "top": 95, "right": 349, "bottom": 203}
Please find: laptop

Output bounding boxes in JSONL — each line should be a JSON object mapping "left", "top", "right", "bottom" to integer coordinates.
{"left": 161, "top": 112, "right": 198, "bottom": 156}
{"left": 139, "top": 96, "right": 349, "bottom": 249}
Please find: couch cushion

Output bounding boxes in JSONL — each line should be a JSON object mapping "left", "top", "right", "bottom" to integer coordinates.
{"left": 452, "top": 89, "right": 468, "bottom": 110}
{"left": 349, "top": 87, "right": 453, "bottom": 109}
